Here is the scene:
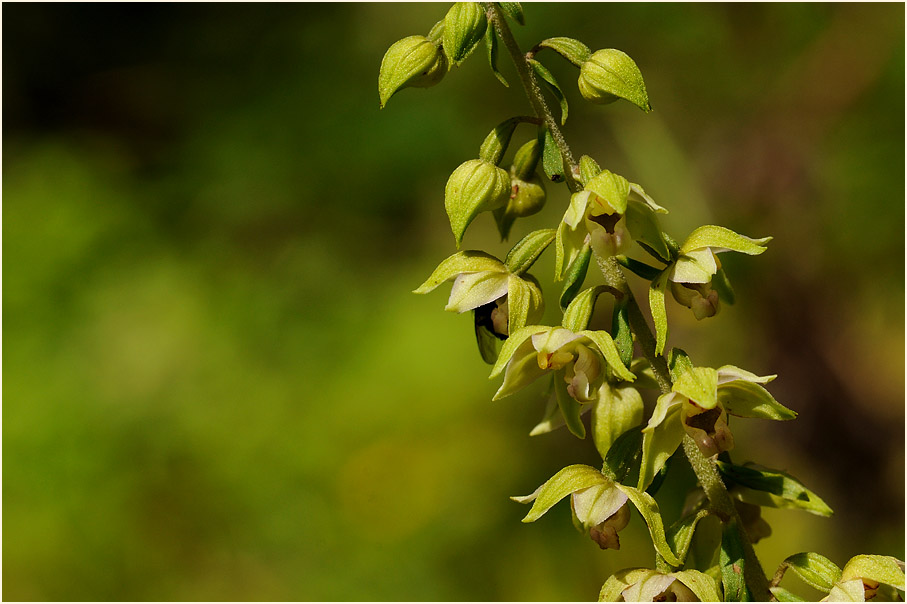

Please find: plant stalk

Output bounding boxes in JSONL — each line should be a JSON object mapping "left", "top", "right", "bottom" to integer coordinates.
{"left": 487, "top": 5, "right": 772, "bottom": 600}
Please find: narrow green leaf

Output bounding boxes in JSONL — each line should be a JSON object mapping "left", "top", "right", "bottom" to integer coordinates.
{"left": 719, "top": 380, "right": 796, "bottom": 421}
{"left": 770, "top": 586, "right": 806, "bottom": 602}
{"left": 778, "top": 552, "right": 842, "bottom": 593}
{"left": 615, "top": 255, "right": 662, "bottom": 280}
{"left": 443, "top": 2, "right": 488, "bottom": 65}
{"left": 580, "top": 329, "right": 635, "bottom": 382}
{"left": 518, "top": 464, "right": 607, "bottom": 522}
{"left": 611, "top": 299, "right": 633, "bottom": 368}
{"left": 559, "top": 241, "right": 592, "bottom": 310}
{"left": 615, "top": 485, "right": 681, "bottom": 566}
{"left": 529, "top": 59, "right": 568, "bottom": 125}
{"left": 498, "top": 2, "right": 524, "bottom": 25}
{"left": 649, "top": 269, "right": 669, "bottom": 355}
{"left": 667, "top": 509, "right": 712, "bottom": 566}
{"left": 536, "top": 36, "right": 591, "bottom": 66}
{"left": 840, "top": 555, "right": 905, "bottom": 590}
{"left": 483, "top": 23, "right": 509, "bottom": 87}
{"left": 479, "top": 117, "right": 521, "bottom": 165}
{"left": 593, "top": 384, "right": 643, "bottom": 460}
{"left": 542, "top": 128, "right": 564, "bottom": 182}
{"left": 718, "top": 461, "right": 834, "bottom": 517}
{"left": 638, "top": 393, "right": 684, "bottom": 490}
{"left": 554, "top": 370, "right": 586, "bottom": 438}
{"left": 720, "top": 520, "right": 752, "bottom": 602}
{"left": 680, "top": 225, "right": 771, "bottom": 256}
{"left": 603, "top": 426, "right": 643, "bottom": 483}
{"left": 505, "top": 228, "right": 556, "bottom": 275}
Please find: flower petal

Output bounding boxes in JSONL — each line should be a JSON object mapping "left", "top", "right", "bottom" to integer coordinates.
{"left": 639, "top": 393, "right": 685, "bottom": 491}
{"left": 573, "top": 483, "right": 627, "bottom": 528}
{"left": 413, "top": 250, "right": 506, "bottom": 294}
{"left": 679, "top": 225, "right": 771, "bottom": 256}
{"left": 446, "top": 271, "right": 510, "bottom": 313}
{"left": 493, "top": 335, "right": 547, "bottom": 400}
{"left": 518, "top": 464, "right": 609, "bottom": 523}
{"left": 669, "top": 249, "right": 717, "bottom": 284}
{"left": 717, "top": 365, "right": 776, "bottom": 385}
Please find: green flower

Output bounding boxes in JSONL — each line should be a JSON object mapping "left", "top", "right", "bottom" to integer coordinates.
{"left": 668, "top": 226, "right": 770, "bottom": 320}
{"left": 414, "top": 251, "right": 543, "bottom": 363}
{"left": 556, "top": 171, "right": 668, "bottom": 279}
{"left": 489, "top": 324, "right": 633, "bottom": 401}
{"left": 512, "top": 465, "right": 680, "bottom": 564}
{"left": 599, "top": 568, "right": 722, "bottom": 602}
{"left": 639, "top": 364, "right": 796, "bottom": 490}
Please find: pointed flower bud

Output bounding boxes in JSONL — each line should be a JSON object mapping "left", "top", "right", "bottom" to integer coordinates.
{"left": 445, "top": 159, "right": 511, "bottom": 246}
{"left": 378, "top": 35, "right": 447, "bottom": 108}
{"left": 443, "top": 2, "right": 487, "bottom": 65}
{"left": 578, "top": 49, "right": 651, "bottom": 112}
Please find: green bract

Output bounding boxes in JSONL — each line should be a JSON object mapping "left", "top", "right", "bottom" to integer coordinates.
{"left": 443, "top": 2, "right": 487, "bottom": 65}
{"left": 578, "top": 49, "right": 651, "bottom": 112}
{"left": 639, "top": 363, "right": 795, "bottom": 490}
{"left": 378, "top": 35, "right": 447, "bottom": 108}
{"left": 445, "top": 159, "right": 511, "bottom": 247}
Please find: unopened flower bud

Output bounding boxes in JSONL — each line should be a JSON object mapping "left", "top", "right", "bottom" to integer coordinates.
{"left": 578, "top": 49, "right": 651, "bottom": 113}
{"left": 510, "top": 139, "right": 542, "bottom": 182}
{"left": 445, "top": 159, "right": 511, "bottom": 246}
{"left": 378, "top": 36, "right": 448, "bottom": 108}
{"left": 443, "top": 2, "right": 487, "bottom": 65}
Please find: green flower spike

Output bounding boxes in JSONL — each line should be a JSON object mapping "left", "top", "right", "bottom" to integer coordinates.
{"left": 512, "top": 465, "right": 680, "bottom": 565}
{"left": 414, "top": 250, "right": 543, "bottom": 363}
{"left": 556, "top": 170, "right": 668, "bottom": 280}
{"left": 638, "top": 363, "right": 795, "bottom": 490}
{"left": 599, "top": 568, "right": 722, "bottom": 602}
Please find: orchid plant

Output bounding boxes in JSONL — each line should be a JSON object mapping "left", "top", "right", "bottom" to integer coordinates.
{"left": 380, "top": 4, "right": 904, "bottom": 602}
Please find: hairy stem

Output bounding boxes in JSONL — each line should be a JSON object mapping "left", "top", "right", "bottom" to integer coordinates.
{"left": 484, "top": 3, "right": 580, "bottom": 193}
{"left": 487, "top": 5, "right": 772, "bottom": 600}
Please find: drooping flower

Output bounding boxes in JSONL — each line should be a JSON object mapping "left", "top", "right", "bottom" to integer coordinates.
{"left": 822, "top": 555, "right": 906, "bottom": 602}
{"left": 414, "top": 250, "right": 543, "bottom": 363}
{"left": 511, "top": 465, "right": 679, "bottom": 565}
{"left": 555, "top": 170, "right": 670, "bottom": 280}
{"left": 638, "top": 363, "right": 796, "bottom": 490}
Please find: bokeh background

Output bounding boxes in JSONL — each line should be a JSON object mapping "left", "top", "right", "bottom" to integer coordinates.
{"left": 4, "top": 3, "right": 904, "bottom": 601}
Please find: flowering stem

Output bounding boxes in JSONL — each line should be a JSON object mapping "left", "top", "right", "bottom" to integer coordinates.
{"left": 488, "top": 5, "right": 772, "bottom": 600}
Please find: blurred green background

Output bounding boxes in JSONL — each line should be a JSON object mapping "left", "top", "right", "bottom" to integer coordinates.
{"left": 3, "top": 3, "right": 904, "bottom": 601}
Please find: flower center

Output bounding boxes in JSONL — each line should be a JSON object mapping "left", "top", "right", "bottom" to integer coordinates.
{"left": 537, "top": 350, "right": 575, "bottom": 370}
